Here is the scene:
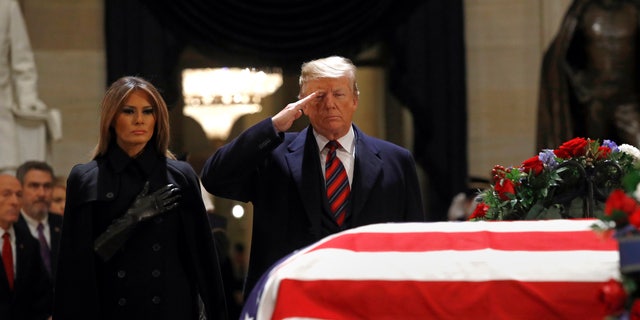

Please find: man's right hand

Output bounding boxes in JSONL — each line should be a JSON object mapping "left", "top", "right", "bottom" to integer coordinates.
{"left": 272, "top": 91, "right": 317, "bottom": 133}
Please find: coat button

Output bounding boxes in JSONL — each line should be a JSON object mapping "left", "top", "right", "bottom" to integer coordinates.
{"left": 151, "top": 269, "right": 161, "bottom": 278}
{"left": 152, "top": 243, "right": 162, "bottom": 251}
{"left": 151, "top": 296, "right": 161, "bottom": 304}
{"left": 118, "top": 298, "right": 126, "bottom": 306}
{"left": 106, "top": 192, "right": 114, "bottom": 199}
{"left": 117, "top": 270, "right": 126, "bottom": 278}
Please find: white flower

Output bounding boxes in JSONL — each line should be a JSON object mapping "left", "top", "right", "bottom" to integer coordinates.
{"left": 619, "top": 144, "right": 640, "bottom": 164}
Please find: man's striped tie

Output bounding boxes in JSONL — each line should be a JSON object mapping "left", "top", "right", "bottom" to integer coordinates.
{"left": 325, "top": 141, "right": 350, "bottom": 226}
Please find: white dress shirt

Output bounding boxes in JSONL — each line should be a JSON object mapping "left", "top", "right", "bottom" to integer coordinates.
{"left": 20, "top": 211, "right": 51, "bottom": 247}
{"left": 314, "top": 126, "right": 356, "bottom": 186}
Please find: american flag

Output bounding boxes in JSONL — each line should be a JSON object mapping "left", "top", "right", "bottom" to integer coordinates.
{"left": 242, "top": 219, "right": 621, "bottom": 320}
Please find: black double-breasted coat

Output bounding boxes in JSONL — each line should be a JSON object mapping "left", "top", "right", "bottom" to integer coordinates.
{"left": 53, "top": 144, "right": 227, "bottom": 319}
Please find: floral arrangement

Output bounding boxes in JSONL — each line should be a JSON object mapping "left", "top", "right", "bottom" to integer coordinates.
{"left": 468, "top": 137, "right": 640, "bottom": 318}
{"left": 470, "top": 137, "right": 639, "bottom": 221}
{"left": 595, "top": 146, "right": 640, "bottom": 319}
{"left": 599, "top": 166, "right": 640, "bottom": 236}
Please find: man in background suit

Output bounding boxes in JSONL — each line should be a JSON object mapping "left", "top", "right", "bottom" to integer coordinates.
{"left": 15, "top": 161, "right": 62, "bottom": 280}
{"left": 201, "top": 56, "right": 425, "bottom": 296}
{"left": 0, "top": 174, "right": 51, "bottom": 320}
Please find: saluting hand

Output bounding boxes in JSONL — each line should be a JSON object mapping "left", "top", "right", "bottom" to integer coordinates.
{"left": 272, "top": 91, "right": 318, "bottom": 133}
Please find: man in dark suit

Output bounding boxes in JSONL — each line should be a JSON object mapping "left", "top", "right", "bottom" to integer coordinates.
{"left": 201, "top": 56, "right": 425, "bottom": 296}
{"left": 15, "top": 161, "right": 63, "bottom": 280}
{"left": 0, "top": 174, "right": 52, "bottom": 320}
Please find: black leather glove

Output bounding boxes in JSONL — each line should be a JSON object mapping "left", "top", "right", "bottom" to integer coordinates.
{"left": 126, "top": 182, "right": 181, "bottom": 221}
{"left": 94, "top": 182, "right": 181, "bottom": 261}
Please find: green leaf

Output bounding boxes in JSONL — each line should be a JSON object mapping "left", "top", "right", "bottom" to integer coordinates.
{"left": 623, "top": 169, "right": 640, "bottom": 192}
{"left": 525, "top": 203, "right": 545, "bottom": 219}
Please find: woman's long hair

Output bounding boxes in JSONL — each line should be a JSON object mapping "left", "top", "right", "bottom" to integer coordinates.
{"left": 91, "top": 76, "right": 175, "bottom": 160}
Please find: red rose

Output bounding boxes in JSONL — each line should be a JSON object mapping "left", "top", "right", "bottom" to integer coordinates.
{"left": 631, "top": 299, "right": 640, "bottom": 320}
{"left": 469, "top": 203, "right": 489, "bottom": 220}
{"left": 494, "top": 179, "right": 516, "bottom": 201}
{"left": 521, "top": 155, "right": 544, "bottom": 176}
{"left": 554, "top": 137, "right": 588, "bottom": 158}
{"left": 599, "top": 279, "right": 627, "bottom": 316}
{"left": 605, "top": 189, "right": 639, "bottom": 217}
{"left": 630, "top": 208, "right": 640, "bottom": 229}
{"left": 597, "top": 146, "right": 612, "bottom": 160}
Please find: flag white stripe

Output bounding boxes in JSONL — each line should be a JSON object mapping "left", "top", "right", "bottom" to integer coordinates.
{"left": 333, "top": 219, "right": 604, "bottom": 234}
{"left": 271, "top": 249, "right": 620, "bottom": 282}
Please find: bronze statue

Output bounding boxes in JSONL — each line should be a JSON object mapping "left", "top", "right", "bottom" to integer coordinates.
{"left": 538, "top": 0, "right": 640, "bottom": 150}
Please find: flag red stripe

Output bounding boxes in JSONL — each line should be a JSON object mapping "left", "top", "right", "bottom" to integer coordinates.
{"left": 273, "top": 279, "right": 611, "bottom": 320}
{"left": 308, "top": 230, "right": 617, "bottom": 252}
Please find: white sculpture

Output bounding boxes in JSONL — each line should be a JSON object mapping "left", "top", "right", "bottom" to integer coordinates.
{"left": 0, "top": 0, "right": 61, "bottom": 173}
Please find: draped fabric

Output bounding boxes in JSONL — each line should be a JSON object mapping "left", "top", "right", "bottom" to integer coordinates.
{"left": 242, "top": 220, "right": 619, "bottom": 319}
{"left": 389, "top": 1, "right": 468, "bottom": 221}
{"left": 105, "top": 0, "right": 184, "bottom": 107}
{"left": 104, "top": 0, "right": 467, "bottom": 221}
{"left": 134, "top": 0, "right": 424, "bottom": 70}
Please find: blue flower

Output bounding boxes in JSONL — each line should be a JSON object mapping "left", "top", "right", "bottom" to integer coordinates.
{"left": 539, "top": 149, "right": 557, "bottom": 169}
{"left": 603, "top": 139, "right": 619, "bottom": 153}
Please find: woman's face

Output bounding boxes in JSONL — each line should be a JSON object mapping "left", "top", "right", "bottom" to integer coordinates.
{"left": 113, "top": 90, "right": 156, "bottom": 157}
{"left": 49, "top": 185, "right": 66, "bottom": 215}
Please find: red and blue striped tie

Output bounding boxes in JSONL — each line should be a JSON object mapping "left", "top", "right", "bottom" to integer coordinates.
{"left": 325, "top": 141, "right": 350, "bottom": 225}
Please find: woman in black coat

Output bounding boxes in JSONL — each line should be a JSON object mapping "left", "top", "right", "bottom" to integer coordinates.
{"left": 53, "top": 76, "right": 227, "bottom": 319}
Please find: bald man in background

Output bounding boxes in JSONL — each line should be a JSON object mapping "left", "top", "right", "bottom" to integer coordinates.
{"left": 0, "top": 174, "right": 51, "bottom": 320}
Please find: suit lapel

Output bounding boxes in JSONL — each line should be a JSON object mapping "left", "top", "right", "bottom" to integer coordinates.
{"left": 14, "top": 216, "right": 35, "bottom": 285}
{"left": 13, "top": 227, "right": 31, "bottom": 294}
{"left": 49, "top": 215, "right": 62, "bottom": 254}
{"left": 0, "top": 246, "right": 10, "bottom": 295}
{"left": 351, "top": 127, "right": 383, "bottom": 221}
{"left": 286, "top": 127, "right": 325, "bottom": 238}
{"left": 15, "top": 215, "right": 27, "bottom": 233}
{"left": 49, "top": 214, "right": 62, "bottom": 275}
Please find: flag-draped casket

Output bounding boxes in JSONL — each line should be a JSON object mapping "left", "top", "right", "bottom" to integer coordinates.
{"left": 242, "top": 219, "right": 621, "bottom": 319}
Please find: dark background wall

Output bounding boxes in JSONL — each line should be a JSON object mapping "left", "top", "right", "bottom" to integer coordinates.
{"left": 104, "top": 0, "right": 468, "bottom": 222}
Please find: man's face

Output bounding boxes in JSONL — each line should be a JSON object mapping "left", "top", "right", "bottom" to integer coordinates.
{"left": 301, "top": 77, "right": 358, "bottom": 140}
{"left": 21, "top": 169, "right": 53, "bottom": 220}
{"left": 0, "top": 175, "right": 22, "bottom": 230}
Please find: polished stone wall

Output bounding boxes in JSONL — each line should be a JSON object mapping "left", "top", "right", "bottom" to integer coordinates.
{"left": 22, "top": 0, "right": 104, "bottom": 178}
{"left": 465, "top": 0, "right": 572, "bottom": 178}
